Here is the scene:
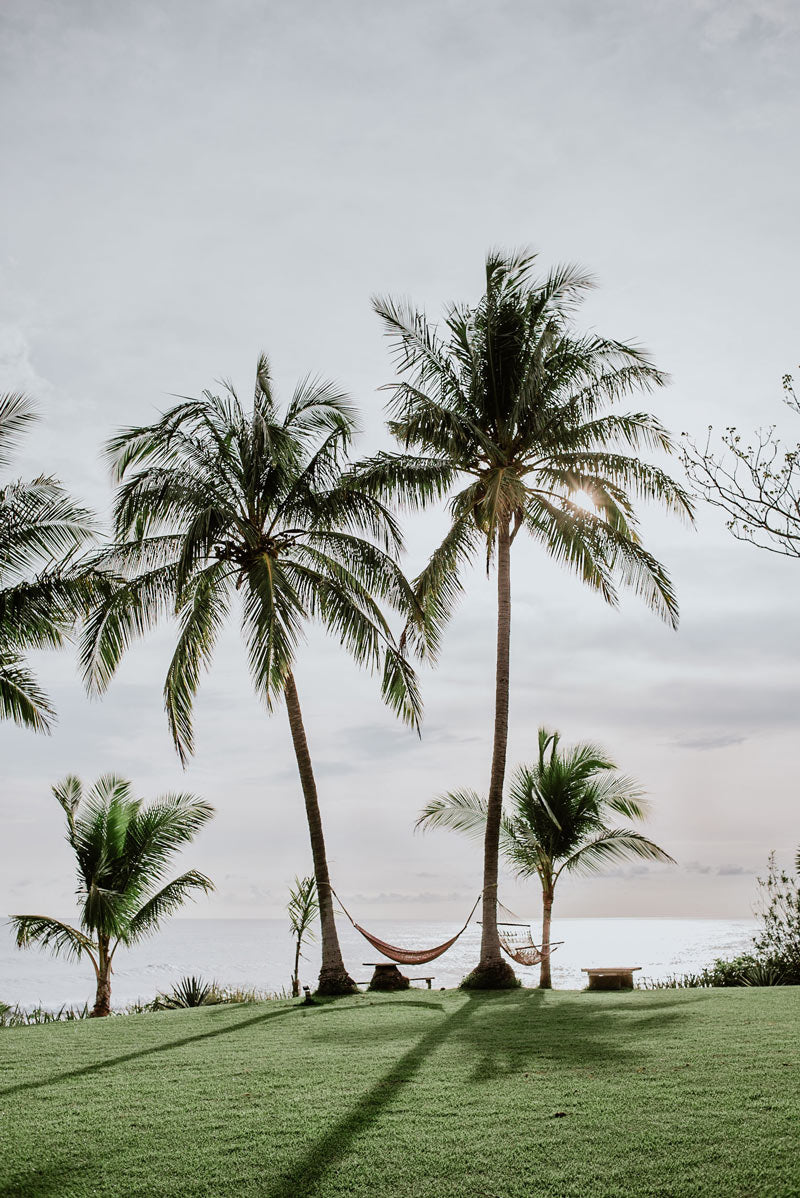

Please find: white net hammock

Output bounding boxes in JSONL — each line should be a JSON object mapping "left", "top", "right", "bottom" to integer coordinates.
{"left": 494, "top": 900, "right": 563, "bottom": 967}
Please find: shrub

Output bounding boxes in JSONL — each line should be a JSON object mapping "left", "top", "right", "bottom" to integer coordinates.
{"left": 0, "top": 1001, "right": 89, "bottom": 1026}
{"left": 640, "top": 955, "right": 791, "bottom": 989}
{"left": 752, "top": 852, "right": 800, "bottom": 976}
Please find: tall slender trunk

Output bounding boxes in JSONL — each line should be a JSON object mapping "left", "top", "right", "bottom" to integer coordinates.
{"left": 284, "top": 671, "right": 356, "bottom": 996}
{"left": 292, "top": 938, "right": 301, "bottom": 998}
{"left": 539, "top": 886, "right": 554, "bottom": 989}
{"left": 90, "top": 936, "right": 112, "bottom": 1017}
{"left": 468, "top": 516, "right": 517, "bottom": 988}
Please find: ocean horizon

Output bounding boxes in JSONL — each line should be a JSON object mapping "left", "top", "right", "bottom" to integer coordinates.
{"left": 0, "top": 916, "right": 758, "bottom": 1009}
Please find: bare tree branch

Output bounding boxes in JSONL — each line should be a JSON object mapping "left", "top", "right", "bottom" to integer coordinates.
{"left": 681, "top": 371, "right": 800, "bottom": 558}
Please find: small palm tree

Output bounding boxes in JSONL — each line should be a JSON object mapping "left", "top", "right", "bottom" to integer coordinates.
{"left": 419, "top": 728, "right": 675, "bottom": 988}
{"left": 369, "top": 248, "right": 692, "bottom": 986}
{"left": 288, "top": 875, "right": 319, "bottom": 997}
{"left": 0, "top": 393, "right": 96, "bottom": 731}
{"left": 11, "top": 775, "right": 214, "bottom": 1016}
{"left": 81, "top": 356, "right": 420, "bottom": 995}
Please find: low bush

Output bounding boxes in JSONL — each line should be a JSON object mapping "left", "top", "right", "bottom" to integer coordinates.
{"left": 0, "top": 1001, "right": 89, "bottom": 1026}
{"left": 641, "top": 850, "right": 800, "bottom": 989}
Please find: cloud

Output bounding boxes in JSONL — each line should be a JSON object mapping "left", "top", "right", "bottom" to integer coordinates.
{"left": 673, "top": 733, "right": 748, "bottom": 751}
{"left": 350, "top": 890, "right": 471, "bottom": 905}
{"left": 591, "top": 864, "right": 655, "bottom": 881}
{"left": 0, "top": 325, "right": 49, "bottom": 395}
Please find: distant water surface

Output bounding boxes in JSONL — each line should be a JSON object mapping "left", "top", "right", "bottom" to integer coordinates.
{"left": 0, "top": 917, "right": 758, "bottom": 1009}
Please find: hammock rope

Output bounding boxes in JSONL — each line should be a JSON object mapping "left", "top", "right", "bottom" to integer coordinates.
{"left": 331, "top": 888, "right": 482, "bottom": 966}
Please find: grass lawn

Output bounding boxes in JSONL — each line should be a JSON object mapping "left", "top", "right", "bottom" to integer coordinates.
{"left": 0, "top": 987, "right": 798, "bottom": 1197}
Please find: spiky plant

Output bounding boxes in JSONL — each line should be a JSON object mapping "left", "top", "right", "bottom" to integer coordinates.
{"left": 11, "top": 775, "right": 214, "bottom": 1016}
{"left": 81, "top": 356, "right": 421, "bottom": 995}
{"left": 369, "top": 248, "right": 692, "bottom": 987}
{"left": 0, "top": 392, "right": 96, "bottom": 730}
{"left": 156, "top": 975, "right": 217, "bottom": 1009}
{"left": 420, "top": 727, "right": 675, "bottom": 987}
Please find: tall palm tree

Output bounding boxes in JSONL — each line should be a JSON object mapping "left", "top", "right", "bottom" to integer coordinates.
{"left": 369, "top": 248, "right": 692, "bottom": 987}
{"left": 0, "top": 393, "right": 96, "bottom": 731}
{"left": 419, "top": 728, "right": 675, "bottom": 987}
{"left": 80, "top": 356, "right": 420, "bottom": 995}
{"left": 11, "top": 774, "right": 214, "bottom": 1016}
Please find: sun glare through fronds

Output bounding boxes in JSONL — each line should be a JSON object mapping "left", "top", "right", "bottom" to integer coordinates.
{"left": 570, "top": 489, "right": 599, "bottom": 514}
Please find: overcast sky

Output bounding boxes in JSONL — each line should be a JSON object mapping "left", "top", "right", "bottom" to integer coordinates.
{"left": 1, "top": 0, "right": 798, "bottom": 926}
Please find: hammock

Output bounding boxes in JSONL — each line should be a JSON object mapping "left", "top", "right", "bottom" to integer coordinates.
{"left": 331, "top": 889, "right": 482, "bottom": 966}
{"left": 494, "top": 900, "right": 563, "bottom": 967}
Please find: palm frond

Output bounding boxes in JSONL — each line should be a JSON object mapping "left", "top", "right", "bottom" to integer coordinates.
{"left": 0, "top": 477, "right": 95, "bottom": 574}
{"left": 348, "top": 452, "right": 456, "bottom": 513}
{"left": 0, "top": 392, "right": 38, "bottom": 468}
{"left": 287, "top": 875, "right": 319, "bottom": 940}
{"left": 0, "top": 655, "right": 55, "bottom": 731}
{"left": 381, "top": 643, "right": 423, "bottom": 731}
{"left": 52, "top": 775, "right": 82, "bottom": 836}
{"left": 164, "top": 564, "right": 232, "bottom": 764}
{"left": 10, "top": 915, "right": 98, "bottom": 967}
{"left": 417, "top": 789, "right": 489, "bottom": 837}
{"left": 404, "top": 515, "right": 481, "bottom": 661}
{"left": 558, "top": 828, "right": 676, "bottom": 878}
{"left": 117, "top": 869, "right": 214, "bottom": 949}
{"left": 79, "top": 563, "right": 179, "bottom": 695}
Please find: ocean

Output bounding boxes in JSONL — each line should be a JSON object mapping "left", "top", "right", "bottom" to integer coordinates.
{"left": 0, "top": 916, "right": 757, "bottom": 1010}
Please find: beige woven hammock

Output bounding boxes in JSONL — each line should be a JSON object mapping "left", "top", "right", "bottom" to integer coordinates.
{"left": 494, "top": 901, "right": 563, "bottom": 966}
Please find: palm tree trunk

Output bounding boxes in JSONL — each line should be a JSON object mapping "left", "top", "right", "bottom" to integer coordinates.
{"left": 466, "top": 516, "right": 517, "bottom": 989}
{"left": 292, "top": 938, "right": 301, "bottom": 998}
{"left": 90, "top": 937, "right": 112, "bottom": 1017}
{"left": 284, "top": 671, "right": 356, "bottom": 996}
{"left": 539, "top": 887, "right": 554, "bottom": 989}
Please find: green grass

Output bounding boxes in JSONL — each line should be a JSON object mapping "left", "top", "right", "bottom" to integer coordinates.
{"left": 1, "top": 988, "right": 798, "bottom": 1197}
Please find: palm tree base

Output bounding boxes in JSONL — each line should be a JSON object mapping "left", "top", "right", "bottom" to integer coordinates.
{"left": 460, "top": 960, "right": 520, "bottom": 990}
{"left": 315, "top": 970, "right": 359, "bottom": 997}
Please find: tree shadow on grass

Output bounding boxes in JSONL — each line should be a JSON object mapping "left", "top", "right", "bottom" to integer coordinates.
{"left": 266, "top": 988, "right": 702, "bottom": 1196}
{"left": 0, "top": 1160, "right": 84, "bottom": 1198}
{"left": 312, "top": 997, "right": 445, "bottom": 1016}
{"left": 453, "top": 989, "right": 696, "bottom": 1083}
{"left": 0, "top": 1002, "right": 298, "bottom": 1101}
{"left": 263, "top": 991, "right": 513, "bottom": 1198}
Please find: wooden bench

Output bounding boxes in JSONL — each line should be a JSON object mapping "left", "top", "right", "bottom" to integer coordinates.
{"left": 581, "top": 967, "right": 641, "bottom": 991}
{"left": 361, "top": 963, "right": 435, "bottom": 991}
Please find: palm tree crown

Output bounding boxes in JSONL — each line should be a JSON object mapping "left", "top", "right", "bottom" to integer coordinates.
{"left": 12, "top": 775, "right": 214, "bottom": 1015}
{"left": 0, "top": 393, "right": 96, "bottom": 731}
{"left": 82, "top": 355, "right": 420, "bottom": 758}
{"left": 372, "top": 250, "right": 692, "bottom": 652}
{"left": 420, "top": 727, "right": 675, "bottom": 986}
